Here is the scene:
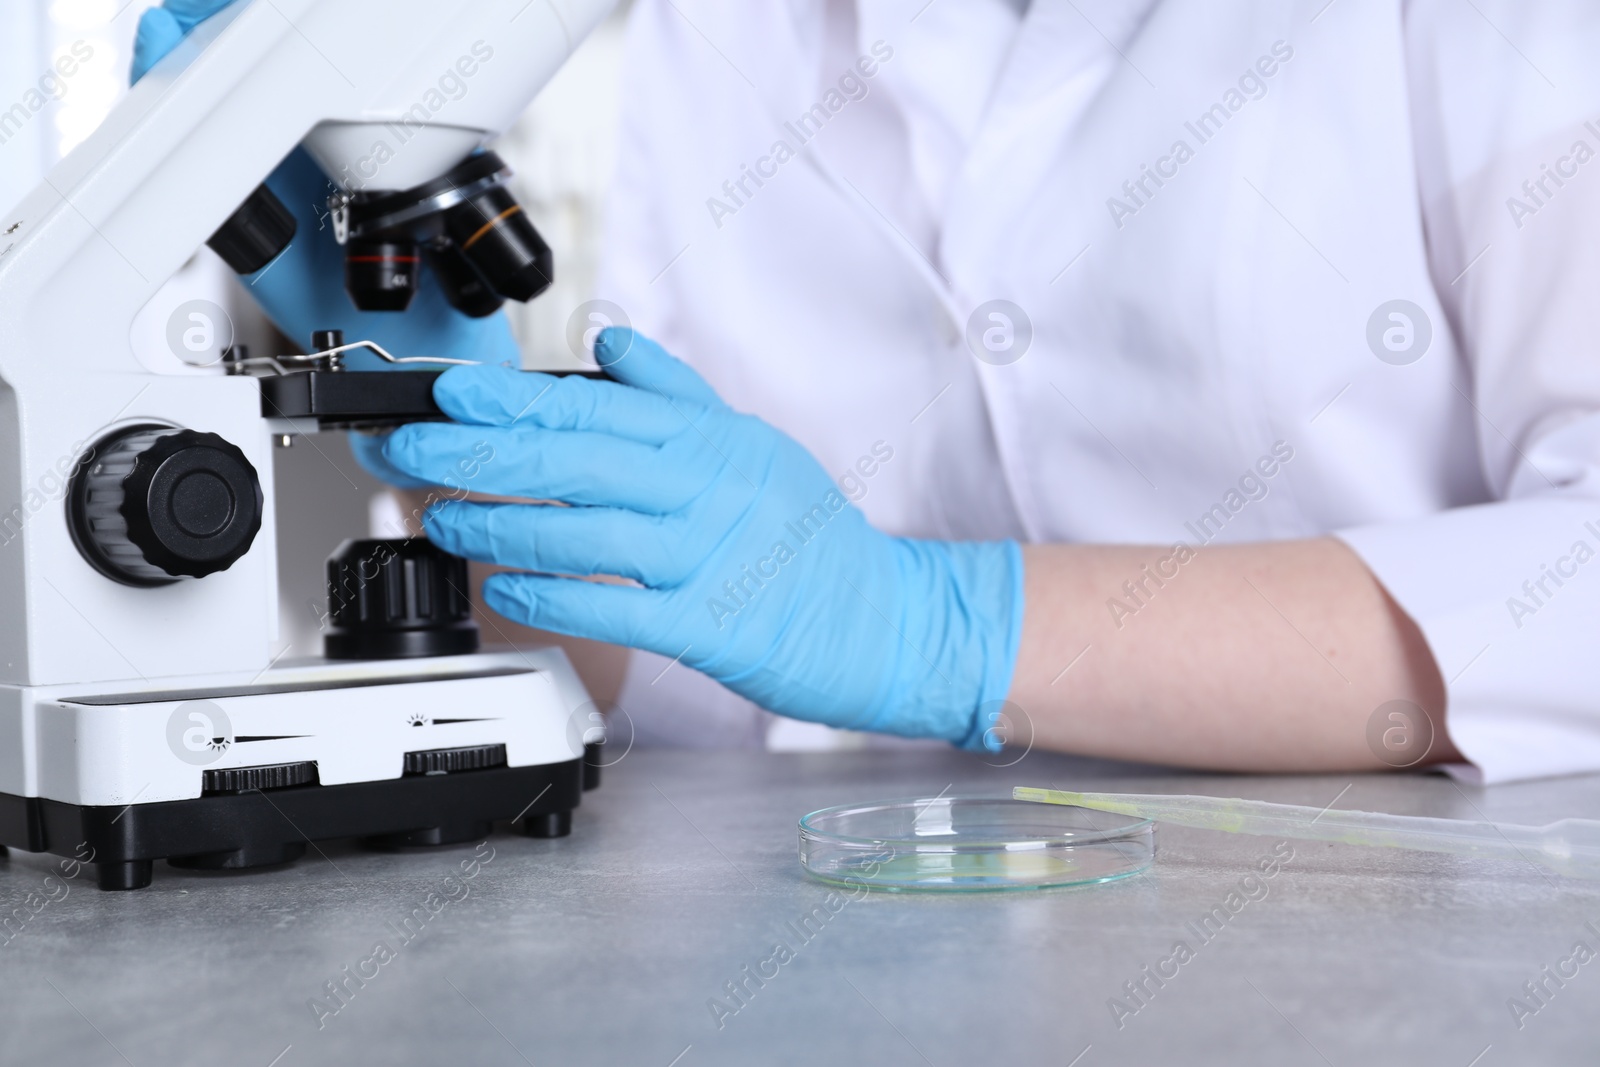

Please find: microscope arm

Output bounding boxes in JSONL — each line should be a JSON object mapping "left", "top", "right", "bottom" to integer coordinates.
{"left": 0, "top": 0, "right": 616, "bottom": 688}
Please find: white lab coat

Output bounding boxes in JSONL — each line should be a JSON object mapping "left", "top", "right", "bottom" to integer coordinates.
{"left": 594, "top": 0, "right": 1600, "bottom": 782}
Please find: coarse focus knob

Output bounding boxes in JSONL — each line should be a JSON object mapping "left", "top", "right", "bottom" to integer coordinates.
{"left": 68, "top": 426, "right": 264, "bottom": 586}
{"left": 323, "top": 538, "right": 479, "bottom": 660}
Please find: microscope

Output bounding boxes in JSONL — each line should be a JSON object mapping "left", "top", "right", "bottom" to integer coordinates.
{"left": 0, "top": 0, "right": 618, "bottom": 889}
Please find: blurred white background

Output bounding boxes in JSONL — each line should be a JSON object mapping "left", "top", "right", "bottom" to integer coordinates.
{"left": 0, "top": 0, "right": 631, "bottom": 662}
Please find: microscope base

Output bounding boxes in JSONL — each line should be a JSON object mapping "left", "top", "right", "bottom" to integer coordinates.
{"left": 0, "top": 754, "right": 589, "bottom": 891}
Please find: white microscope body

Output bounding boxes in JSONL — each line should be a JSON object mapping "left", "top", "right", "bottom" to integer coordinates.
{"left": 0, "top": 0, "right": 617, "bottom": 889}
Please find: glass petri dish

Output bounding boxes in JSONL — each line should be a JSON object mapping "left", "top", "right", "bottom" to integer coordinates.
{"left": 798, "top": 796, "right": 1156, "bottom": 892}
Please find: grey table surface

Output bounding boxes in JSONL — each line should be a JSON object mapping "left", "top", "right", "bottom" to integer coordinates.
{"left": 2, "top": 748, "right": 1599, "bottom": 1067}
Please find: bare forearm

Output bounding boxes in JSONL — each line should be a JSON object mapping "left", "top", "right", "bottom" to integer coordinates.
{"left": 1009, "top": 539, "right": 1457, "bottom": 772}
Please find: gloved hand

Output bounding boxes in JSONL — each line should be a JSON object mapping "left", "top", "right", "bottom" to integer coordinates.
{"left": 132, "top": 1, "right": 518, "bottom": 484}
{"left": 382, "top": 329, "right": 1025, "bottom": 749}
{"left": 131, "top": 0, "right": 232, "bottom": 80}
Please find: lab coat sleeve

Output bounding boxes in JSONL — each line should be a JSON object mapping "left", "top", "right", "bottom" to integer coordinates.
{"left": 1335, "top": 0, "right": 1600, "bottom": 782}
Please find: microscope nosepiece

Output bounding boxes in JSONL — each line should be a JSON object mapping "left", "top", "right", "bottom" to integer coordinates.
{"left": 336, "top": 151, "right": 549, "bottom": 316}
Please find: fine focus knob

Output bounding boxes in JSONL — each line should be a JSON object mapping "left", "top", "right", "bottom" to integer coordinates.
{"left": 68, "top": 426, "right": 264, "bottom": 585}
{"left": 324, "top": 538, "right": 479, "bottom": 660}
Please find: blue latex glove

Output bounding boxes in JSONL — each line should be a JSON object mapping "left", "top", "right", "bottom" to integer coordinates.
{"left": 131, "top": 0, "right": 232, "bottom": 82}
{"left": 132, "top": 2, "right": 519, "bottom": 485}
{"left": 382, "top": 329, "right": 1025, "bottom": 748}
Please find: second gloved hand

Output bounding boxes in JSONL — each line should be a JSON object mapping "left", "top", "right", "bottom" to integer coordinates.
{"left": 382, "top": 329, "right": 1024, "bottom": 749}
